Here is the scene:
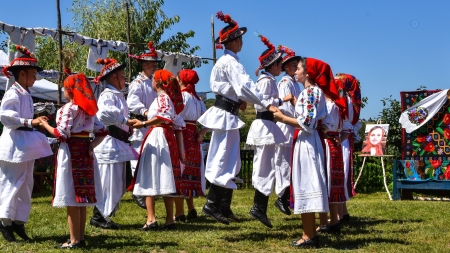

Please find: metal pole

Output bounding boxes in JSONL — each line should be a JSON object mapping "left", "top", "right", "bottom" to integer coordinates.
{"left": 211, "top": 15, "right": 216, "bottom": 65}
{"left": 125, "top": 1, "right": 132, "bottom": 83}
{"left": 56, "top": 0, "right": 63, "bottom": 104}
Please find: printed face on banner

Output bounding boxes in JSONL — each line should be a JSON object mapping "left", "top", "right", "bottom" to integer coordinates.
{"left": 361, "top": 124, "right": 389, "bottom": 156}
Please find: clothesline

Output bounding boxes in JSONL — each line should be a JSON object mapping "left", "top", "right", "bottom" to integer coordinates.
{"left": 0, "top": 21, "right": 210, "bottom": 72}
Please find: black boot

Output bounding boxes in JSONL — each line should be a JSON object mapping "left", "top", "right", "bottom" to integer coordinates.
{"left": 274, "top": 188, "right": 292, "bottom": 215}
{"left": 250, "top": 190, "right": 273, "bottom": 228}
{"left": 12, "top": 222, "right": 31, "bottom": 241}
{"left": 132, "top": 195, "right": 147, "bottom": 209}
{"left": 202, "top": 184, "right": 229, "bottom": 225}
{"left": 220, "top": 189, "right": 240, "bottom": 222}
{"left": 90, "top": 206, "right": 107, "bottom": 228}
{"left": 0, "top": 223, "right": 16, "bottom": 242}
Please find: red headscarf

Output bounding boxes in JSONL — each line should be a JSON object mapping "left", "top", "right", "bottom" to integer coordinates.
{"left": 305, "top": 58, "right": 347, "bottom": 118}
{"left": 178, "top": 69, "right": 200, "bottom": 100}
{"left": 64, "top": 73, "right": 98, "bottom": 116}
{"left": 153, "top": 70, "right": 184, "bottom": 114}
{"left": 335, "top": 73, "right": 362, "bottom": 125}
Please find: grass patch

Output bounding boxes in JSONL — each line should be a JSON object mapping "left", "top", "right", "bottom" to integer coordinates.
{"left": 1, "top": 189, "right": 449, "bottom": 252}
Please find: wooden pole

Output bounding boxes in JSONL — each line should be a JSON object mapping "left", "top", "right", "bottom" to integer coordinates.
{"left": 125, "top": 1, "right": 132, "bottom": 83}
{"left": 211, "top": 15, "right": 216, "bottom": 65}
{"left": 56, "top": 0, "right": 63, "bottom": 104}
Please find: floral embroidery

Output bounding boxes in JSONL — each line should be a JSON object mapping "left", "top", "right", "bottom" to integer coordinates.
{"left": 408, "top": 106, "right": 428, "bottom": 125}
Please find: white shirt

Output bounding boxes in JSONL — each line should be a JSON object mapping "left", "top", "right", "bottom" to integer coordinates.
{"left": 179, "top": 91, "right": 206, "bottom": 122}
{"left": 278, "top": 74, "right": 301, "bottom": 117}
{"left": 296, "top": 86, "right": 328, "bottom": 134}
{"left": 198, "top": 49, "right": 269, "bottom": 130}
{"left": 254, "top": 72, "right": 282, "bottom": 112}
{"left": 96, "top": 84, "right": 129, "bottom": 131}
{"left": 127, "top": 72, "right": 156, "bottom": 141}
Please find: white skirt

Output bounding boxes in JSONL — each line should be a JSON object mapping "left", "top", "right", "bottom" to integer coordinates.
{"left": 292, "top": 130, "right": 329, "bottom": 214}
{"left": 133, "top": 127, "right": 176, "bottom": 197}
{"left": 246, "top": 119, "right": 286, "bottom": 145}
{"left": 52, "top": 142, "right": 96, "bottom": 207}
{"left": 342, "top": 139, "right": 351, "bottom": 200}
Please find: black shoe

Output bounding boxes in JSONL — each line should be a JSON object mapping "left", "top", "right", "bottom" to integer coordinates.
{"left": 59, "top": 242, "right": 83, "bottom": 249}
{"left": 328, "top": 222, "right": 341, "bottom": 233}
{"left": 292, "top": 237, "right": 319, "bottom": 248}
{"left": 90, "top": 218, "right": 121, "bottom": 230}
{"left": 66, "top": 239, "right": 86, "bottom": 246}
{"left": 249, "top": 205, "right": 273, "bottom": 228}
{"left": 274, "top": 198, "right": 291, "bottom": 216}
{"left": 138, "top": 221, "right": 158, "bottom": 231}
{"left": 316, "top": 225, "right": 329, "bottom": 233}
{"left": 186, "top": 209, "right": 198, "bottom": 220}
{"left": 174, "top": 215, "right": 186, "bottom": 222}
{"left": 12, "top": 223, "right": 31, "bottom": 241}
{"left": 159, "top": 223, "right": 176, "bottom": 231}
{"left": 202, "top": 204, "right": 229, "bottom": 225}
{"left": 341, "top": 214, "right": 350, "bottom": 223}
{"left": 0, "top": 223, "right": 16, "bottom": 242}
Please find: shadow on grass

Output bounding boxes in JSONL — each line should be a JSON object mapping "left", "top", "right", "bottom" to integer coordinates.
{"left": 324, "top": 237, "right": 409, "bottom": 250}
{"left": 32, "top": 234, "right": 178, "bottom": 250}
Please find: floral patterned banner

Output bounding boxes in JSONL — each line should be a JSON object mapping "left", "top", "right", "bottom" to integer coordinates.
{"left": 401, "top": 90, "right": 450, "bottom": 164}
{"left": 397, "top": 159, "right": 450, "bottom": 181}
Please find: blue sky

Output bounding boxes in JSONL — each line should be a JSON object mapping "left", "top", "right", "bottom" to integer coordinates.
{"left": 1, "top": 0, "right": 450, "bottom": 120}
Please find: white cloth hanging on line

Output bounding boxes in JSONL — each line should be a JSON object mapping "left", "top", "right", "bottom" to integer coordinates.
{"left": 68, "top": 33, "right": 128, "bottom": 72}
{"left": 155, "top": 50, "right": 202, "bottom": 75}
{"left": 399, "top": 89, "right": 449, "bottom": 133}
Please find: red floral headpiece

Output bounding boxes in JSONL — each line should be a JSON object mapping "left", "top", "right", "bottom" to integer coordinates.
{"left": 254, "top": 34, "right": 282, "bottom": 76}
{"left": 154, "top": 69, "right": 184, "bottom": 114}
{"left": 93, "top": 58, "right": 125, "bottom": 84}
{"left": 129, "top": 41, "right": 161, "bottom": 62}
{"left": 215, "top": 11, "right": 247, "bottom": 47}
{"left": 2, "top": 44, "right": 42, "bottom": 78}
{"left": 179, "top": 69, "right": 200, "bottom": 100}
{"left": 335, "top": 73, "right": 362, "bottom": 125}
{"left": 64, "top": 72, "right": 98, "bottom": 116}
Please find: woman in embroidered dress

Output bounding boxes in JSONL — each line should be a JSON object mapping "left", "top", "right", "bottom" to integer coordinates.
{"left": 128, "top": 69, "right": 186, "bottom": 231}
{"left": 173, "top": 69, "right": 207, "bottom": 222}
{"left": 40, "top": 73, "right": 108, "bottom": 248}
{"left": 316, "top": 94, "right": 346, "bottom": 234}
{"left": 274, "top": 58, "right": 346, "bottom": 248}
{"left": 335, "top": 73, "right": 362, "bottom": 223}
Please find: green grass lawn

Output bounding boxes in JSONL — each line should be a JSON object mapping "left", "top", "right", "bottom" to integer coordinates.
{"left": 1, "top": 189, "right": 449, "bottom": 252}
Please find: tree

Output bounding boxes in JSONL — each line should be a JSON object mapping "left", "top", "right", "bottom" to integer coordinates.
{"left": 34, "top": 0, "right": 201, "bottom": 79}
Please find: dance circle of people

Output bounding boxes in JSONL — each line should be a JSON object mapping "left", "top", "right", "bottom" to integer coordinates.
{"left": 0, "top": 11, "right": 362, "bottom": 249}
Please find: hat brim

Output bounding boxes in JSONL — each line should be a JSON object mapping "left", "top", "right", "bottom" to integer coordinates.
{"left": 137, "top": 58, "right": 162, "bottom": 63}
{"left": 215, "top": 27, "right": 247, "bottom": 44}
{"left": 262, "top": 52, "right": 283, "bottom": 69}
{"left": 281, "top": 56, "right": 302, "bottom": 69}
{"left": 99, "top": 63, "right": 126, "bottom": 81}
{"left": 7, "top": 65, "right": 43, "bottom": 73}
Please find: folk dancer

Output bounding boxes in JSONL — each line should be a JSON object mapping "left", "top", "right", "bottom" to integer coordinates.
{"left": 246, "top": 34, "right": 290, "bottom": 228}
{"left": 40, "top": 72, "right": 108, "bottom": 248}
{"left": 90, "top": 58, "right": 139, "bottom": 229}
{"left": 197, "top": 11, "right": 280, "bottom": 225}
{"left": 0, "top": 45, "right": 52, "bottom": 242}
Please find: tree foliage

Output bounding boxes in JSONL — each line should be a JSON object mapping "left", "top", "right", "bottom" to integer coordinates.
{"left": 34, "top": 0, "right": 201, "bottom": 80}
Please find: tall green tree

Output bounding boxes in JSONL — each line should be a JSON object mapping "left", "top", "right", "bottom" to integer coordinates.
{"left": 35, "top": 0, "right": 201, "bottom": 79}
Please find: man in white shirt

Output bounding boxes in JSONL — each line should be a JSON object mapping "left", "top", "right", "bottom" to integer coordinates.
{"left": 198, "top": 11, "right": 280, "bottom": 225}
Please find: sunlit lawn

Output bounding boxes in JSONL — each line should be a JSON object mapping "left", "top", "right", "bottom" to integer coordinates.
{"left": 1, "top": 189, "right": 449, "bottom": 252}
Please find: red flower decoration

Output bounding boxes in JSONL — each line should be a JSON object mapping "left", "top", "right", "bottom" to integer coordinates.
{"left": 416, "top": 134, "right": 427, "bottom": 143}
{"left": 424, "top": 142, "right": 435, "bottom": 152}
{"left": 406, "top": 161, "right": 410, "bottom": 168}
{"left": 443, "top": 113, "right": 450, "bottom": 125}
{"left": 444, "top": 128, "right": 450, "bottom": 140}
{"left": 445, "top": 165, "right": 450, "bottom": 180}
{"left": 430, "top": 160, "right": 442, "bottom": 169}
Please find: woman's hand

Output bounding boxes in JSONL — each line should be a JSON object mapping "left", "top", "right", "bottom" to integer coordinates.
{"left": 32, "top": 116, "right": 48, "bottom": 126}
{"left": 283, "top": 94, "right": 294, "bottom": 102}
{"left": 239, "top": 101, "right": 247, "bottom": 111}
{"left": 179, "top": 151, "right": 186, "bottom": 164}
{"left": 273, "top": 110, "right": 285, "bottom": 122}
